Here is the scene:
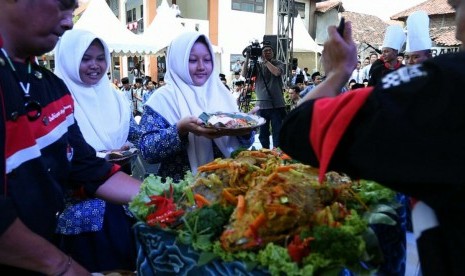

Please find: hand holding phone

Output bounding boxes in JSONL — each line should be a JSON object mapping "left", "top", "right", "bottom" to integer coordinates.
{"left": 337, "top": 17, "right": 345, "bottom": 36}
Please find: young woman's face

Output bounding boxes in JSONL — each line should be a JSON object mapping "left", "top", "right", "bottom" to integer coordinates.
{"left": 188, "top": 41, "right": 213, "bottom": 86}
{"left": 79, "top": 40, "right": 107, "bottom": 85}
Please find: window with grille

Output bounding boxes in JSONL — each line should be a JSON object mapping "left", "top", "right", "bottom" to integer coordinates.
{"left": 126, "top": 8, "right": 136, "bottom": 23}
{"left": 231, "top": 0, "right": 264, "bottom": 14}
{"left": 126, "top": 10, "right": 132, "bottom": 23}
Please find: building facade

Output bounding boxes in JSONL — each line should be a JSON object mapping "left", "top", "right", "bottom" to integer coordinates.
{"left": 96, "top": 0, "right": 319, "bottom": 83}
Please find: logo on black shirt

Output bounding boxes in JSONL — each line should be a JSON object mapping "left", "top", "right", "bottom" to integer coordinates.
{"left": 382, "top": 64, "right": 427, "bottom": 89}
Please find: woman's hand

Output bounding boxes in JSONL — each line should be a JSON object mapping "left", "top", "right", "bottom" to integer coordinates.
{"left": 118, "top": 144, "right": 130, "bottom": 151}
{"left": 177, "top": 116, "right": 222, "bottom": 139}
{"left": 177, "top": 116, "right": 253, "bottom": 139}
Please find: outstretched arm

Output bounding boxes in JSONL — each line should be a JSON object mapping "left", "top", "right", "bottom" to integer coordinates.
{"left": 301, "top": 21, "right": 357, "bottom": 101}
{"left": 0, "top": 219, "right": 89, "bottom": 275}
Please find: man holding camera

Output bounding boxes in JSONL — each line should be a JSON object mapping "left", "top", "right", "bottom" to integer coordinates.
{"left": 242, "top": 42, "right": 286, "bottom": 149}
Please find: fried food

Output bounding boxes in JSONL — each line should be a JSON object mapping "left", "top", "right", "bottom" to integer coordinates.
{"left": 220, "top": 163, "right": 322, "bottom": 252}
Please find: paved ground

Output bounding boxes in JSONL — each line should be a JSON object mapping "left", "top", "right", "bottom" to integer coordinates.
{"left": 249, "top": 133, "right": 270, "bottom": 150}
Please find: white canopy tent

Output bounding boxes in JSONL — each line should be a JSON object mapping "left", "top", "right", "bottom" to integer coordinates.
{"left": 141, "top": 0, "right": 185, "bottom": 55}
{"left": 74, "top": 0, "right": 157, "bottom": 56}
{"left": 291, "top": 16, "right": 323, "bottom": 53}
{"left": 289, "top": 16, "right": 323, "bottom": 70}
{"left": 142, "top": 0, "right": 222, "bottom": 56}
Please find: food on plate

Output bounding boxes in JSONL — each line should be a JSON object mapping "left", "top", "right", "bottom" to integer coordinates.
{"left": 207, "top": 114, "right": 249, "bottom": 128}
{"left": 97, "top": 147, "right": 138, "bottom": 161}
{"left": 220, "top": 163, "right": 322, "bottom": 252}
{"left": 199, "top": 112, "right": 264, "bottom": 129}
{"left": 191, "top": 149, "right": 283, "bottom": 204}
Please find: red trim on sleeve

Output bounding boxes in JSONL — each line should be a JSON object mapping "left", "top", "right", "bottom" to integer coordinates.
{"left": 73, "top": 164, "right": 121, "bottom": 198}
{"left": 310, "top": 88, "right": 373, "bottom": 182}
{"left": 73, "top": 186, "right": 87, "bottom": 198}
{"left": 108, "top": 163, "right": 121, "bottom": 177}
{"left": 410, "top": 197, "right": 419, "bottom": 208}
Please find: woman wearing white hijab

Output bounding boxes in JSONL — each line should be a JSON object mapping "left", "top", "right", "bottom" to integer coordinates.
{"left": 54, "top": 29, "right": 138, "bottom": 152}
{"left": 139, "top": 32, "right": 254, "bottom": 181}
{"left": 54, "top": 29, "right": 138, "bottom": 272}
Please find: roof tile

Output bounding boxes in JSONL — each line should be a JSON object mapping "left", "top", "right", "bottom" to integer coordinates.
{"left": 391, "top": 0, "right": 454, "bottom": 20}
{"left": 341, "top": 11, "right": 389, "bottom": 46}
{"left": 316, "top": 1, "right": 344, "bottom": 13}
{"left": 430, "top": 27, "right": 460, "bottom": 46}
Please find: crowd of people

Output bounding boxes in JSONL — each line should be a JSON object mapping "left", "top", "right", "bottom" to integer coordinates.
{"left": 1, "top": 0, "right": 464, "bottom": 275}
{"left": 114, "top": 75, "right": 165, "bottom": 118}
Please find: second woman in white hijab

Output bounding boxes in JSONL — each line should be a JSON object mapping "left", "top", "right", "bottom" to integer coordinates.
{"left": 54, "top": 29, "right": 139, "bottom": 272}
{"left": 139, "top": 32, "right": 254, "bottom": 181}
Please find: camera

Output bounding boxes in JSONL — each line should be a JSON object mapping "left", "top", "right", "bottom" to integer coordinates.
{"left": 242, "top": 40, "right": 262, "bottom": 60}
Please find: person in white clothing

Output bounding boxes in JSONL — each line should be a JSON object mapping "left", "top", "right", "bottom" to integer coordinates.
{"left": 349, "top": 60, "right": 364, "bottom": 84}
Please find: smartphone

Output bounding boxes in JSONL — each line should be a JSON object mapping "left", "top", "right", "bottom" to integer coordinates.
{"left": 337, "top": 17, "right": 345, "bottom": 36}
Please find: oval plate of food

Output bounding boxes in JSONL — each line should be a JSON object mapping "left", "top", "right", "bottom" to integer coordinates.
{"left": 97, "top": 147, "right": 139, "bottom": 164}
{"left": 199, "top": 112, "right": 265, "bottom": 131}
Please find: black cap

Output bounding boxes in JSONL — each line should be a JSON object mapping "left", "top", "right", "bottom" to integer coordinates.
{"left": 143, "top": 76, "right": 152, "bottom": 85}
{"left": 262, "top": 41, "right": 273, "bottom": 51}
{"left": 311, "top": 71, "right": 321, "bottom": 80}
{"left": 291, "top": 85, "right": 301, "bottom": 93}
{"left": 295, "top": 74, "right": 305, "bottom": 84}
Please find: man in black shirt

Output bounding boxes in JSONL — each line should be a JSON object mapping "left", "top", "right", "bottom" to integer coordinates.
{"left": 368, "top": 25, "right": 406, "bottom": 86}
{"left": 280, "top": 1, "right": 465, "bottom": 273}
{"left": 0, "top": 1, "right": 141, "bottom": 274}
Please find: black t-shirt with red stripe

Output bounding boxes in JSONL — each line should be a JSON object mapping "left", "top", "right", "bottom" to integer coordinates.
{"left": 280, "top": 52, "right": 465, "bottom": 274}
{"left": 0, "top": 61, "right": 114, "bottom": 246}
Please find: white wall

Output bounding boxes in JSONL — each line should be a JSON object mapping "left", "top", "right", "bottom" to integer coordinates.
{"left": 178, "top": 0, "right": 208, "bottom": 20}
{"left": 126, "top": 0, "right": 142, "bottom": 14}
{"left": 217, "top": 0, "right": 268, "bottom": 79}
{"left": 297, "top": 0, "right": 311, "bottom": 23}
{"left": 216, "top": 0, "right": 315, "bottom": 81}
{"left": 315, "top": 9, "right": 339, "bottom": 44}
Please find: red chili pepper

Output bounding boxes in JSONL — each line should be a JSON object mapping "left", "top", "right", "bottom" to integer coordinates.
{"left": 287, "top": 235, "right": 314, "bottom": 263}
{"left": 145, "top": 185, "right": 184, "bottom": 228}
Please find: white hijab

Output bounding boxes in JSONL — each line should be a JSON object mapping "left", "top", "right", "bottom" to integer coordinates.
{"left": 145, "top": 31, "right": 241, "bottom": 173}
{"left": 54, "top": 29, "right": 130, "bottom": 152}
